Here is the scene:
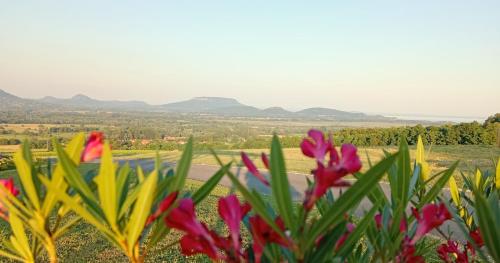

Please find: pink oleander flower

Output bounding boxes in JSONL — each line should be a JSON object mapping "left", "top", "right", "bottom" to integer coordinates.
{"left": 249, "top": 215, "right": 290, "bottom": 263}
{"left": 437, "top": 240, "right": 469, "bottom": 263}
{"left": 165, "top": 198, "right": 221, "bottom": 259}
{"left": 81, "top": 131, "right": 104, "bottom": 162}
{"left": 146, "top": 191, "right": 178, "bottom": 225}
{"left": 261, "top": 153, "right": 270, "bottom": 170}
{"left": 300, "top": 129, "right": 332, "bottom": 163}
{"left": 335, "top": 223, "right": 355, "bottom": 251}
{"left": 0, "top": 177, "right": 20, "bottom": 221}
{"left": 166, "top": 196, "right": 251, "bottom": 262}
{"left": 467, "top": 228, "right": 484, "bottom": 254}
{"left": 0, "top": 177, "right": 20, "bottom": 197}
{"left": 411, "top": 203, "right": 451, "bottom": 244}
{"left": 303, "top": 143, "right": 362, "bottom": 210}
{"left": 241, "top": 152, "right": 269, "bottom": 186}
{"left": 218, "top": 195, "right": 251, "bottom": 253}
{"left": 395, "top": 236, "right": 425, "bottom": 263}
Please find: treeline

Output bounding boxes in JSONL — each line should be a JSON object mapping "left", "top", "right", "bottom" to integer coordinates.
{"left": 84, "top": 115, "right": 500, "bottom": 150}
{"left": 331, "top": 122, "right": 497, "bottom": 146}
{"left": 232, "top": 119, "right": 499, "bottom": 149}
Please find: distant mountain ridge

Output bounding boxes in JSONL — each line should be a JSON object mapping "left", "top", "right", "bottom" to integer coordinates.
{"left": 39, "top": 94, "right": 153, "bottom": 110}
{"left": 0, "top": 89, "right": 394, "bottom": 121}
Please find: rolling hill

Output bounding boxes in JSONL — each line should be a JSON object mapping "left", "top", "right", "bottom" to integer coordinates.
{"left": 0, "top": 89, "right": 396, "bottom": 121}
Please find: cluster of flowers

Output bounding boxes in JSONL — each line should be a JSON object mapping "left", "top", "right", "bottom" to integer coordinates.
{"left": 0, "top": 130, "right": 486, "bottom": 262}
{"left": 437, "top": 228, "right": 484, "bottom": 263}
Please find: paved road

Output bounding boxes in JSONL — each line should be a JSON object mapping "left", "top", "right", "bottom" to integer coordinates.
{"left": 117, "top": 158, "right": 463, "bottom": 240}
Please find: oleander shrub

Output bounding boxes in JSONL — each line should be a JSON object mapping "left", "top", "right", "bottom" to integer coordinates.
{"left": 0, "top": 130, "right": 498, "bottom": 262}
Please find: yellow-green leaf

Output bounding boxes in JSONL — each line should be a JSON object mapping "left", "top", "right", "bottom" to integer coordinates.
{"left": 449, "top": 176, "right": 460, "bottom": 207}
{"left": 94, "top": 142, "right": 118, "bottom": 230}
{"left": 475, "top": 169, "right": 482, "bottom": 188}
{"left": 40, "top": 176, "right": 113, "bottom": 238}
{"left": 13, "top": 149, "right": 40, "bottom": 210}
{"left": 416, "top": 136, "right": 425, "bottom": 164}
{"left": 9, "top": 213, "right": 33, "bottom": 261}
{"left": 0, "top": 249, "right": 25, "bottom": 262}
{"left": 42, "top": 133, "right": 85, "bottom": 216}
{"left": 137, "top": 165, "right": 145, "bottom": 183}
{"left": 415, "top": 136, "right": 430, "bottom": 181}
{"left": 126, "top": 169, "right": 158, "bottom": 251}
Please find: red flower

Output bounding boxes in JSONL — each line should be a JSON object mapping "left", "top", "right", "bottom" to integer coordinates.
{"left": 218, "top": 195, "right": 251, "bottom": 253}
{"left": 261, "top": 153, "right": 270, "bottom": 170}
{"left": 437, "top": 240, "right": 469, "bottom": 263}
{"left": 178, "top": 230, "right": 223, "bottom": 260}
{"left": 335, "top": 223, "right": 355, "bottom": 251}
{"left": 249, "top": 215, "right": 290, "bottom": 263}
{"left": 146, "top": 191, "right": 178, "bottom": 225}
{"left": 303, "top": 143, "right": 361, "bottom": 210}
{"left": 332, "top": 144, "right": 362, "bottom": 173}
{"left": 241, "top": 152, "right": 269, "bottom": 186}
{"left": 81, "top": 132, "right": 104, "bottom": 162}
{"left": 0, "top": 177, "right": 20, "bottom": 197}
{"left": 301, "top": 129, "right": 362, "bottom": 210}
{"left": 165, "top": 198, "right": 221, "bottom": 259}
{"left": 411, "top": 203, "right": 451, "bottom": 244}
{"left": 0, "top": 177, "right": 20, "bottom": 221}
{"left": 374, "top": 213, "right": 383, "bottom": 229}
{"left": 467, "top": 228, "right": 484, "bottom": 254}
{"left": 395, "top": 236, "right": 425, "bottom": 263}
{"left": 300, "top": 129, "right": 332, "bottom": 163}
{"left": 166, "top": 196, "right": 250, "bottom": 261}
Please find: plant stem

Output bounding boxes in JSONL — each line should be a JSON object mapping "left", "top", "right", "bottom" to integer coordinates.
{"left": 45, "top": 236, "right": 58, "bottom": 263}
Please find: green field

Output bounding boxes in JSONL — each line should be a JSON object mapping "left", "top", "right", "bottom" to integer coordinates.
{"left": 109, "top": 145, "right": 499, "bottom": 182}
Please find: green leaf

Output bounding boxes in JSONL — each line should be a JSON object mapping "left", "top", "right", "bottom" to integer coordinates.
{"left": 224, "top": 168, "right": 284, "bottom": 237}
{"left": 306, "top": 223, "right": 346, "bottom": 262}
{"left": 305, "top": 152, "right": 398, "bottom": 249}
{"left": 473, "top": 189, "right": 500, "bottom": 262}
{"left": 397, "top": 137, "right": 411, "bottom": 205}
{"left": 392, "top": 138, "right": 411, "bottom": 236}
{"left": 94, "top": 143, "right": 118, "bottom": 230}
{"left": 116, "top": 163, "right": 131, "bottom": 209}
{"left": 418, "top": 161, "right": 458, "bottom": 208}
{"left": 192, "top": 163, "right": 231, "bottom": 204}
{"left": 126, "top": 169, "right": 158, "bottom": 251}
{"left": 170, "top": 137, "right": 193, "bottom": 192}
{"left": 353, "top": 172, "right": 388, "bottom": 207}
{"left": 270, "top": 135, "right": 296, "bottom": 233}
{"left": 336, "top": 203, "right": 380, "bottom": 257}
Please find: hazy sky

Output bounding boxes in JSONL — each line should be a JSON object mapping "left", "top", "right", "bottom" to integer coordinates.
{"left": 1, "top": 1, "right": 499, "bottom": 117}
